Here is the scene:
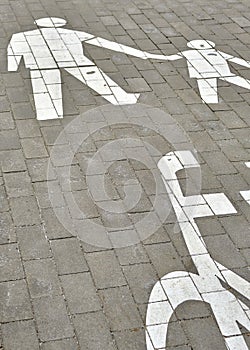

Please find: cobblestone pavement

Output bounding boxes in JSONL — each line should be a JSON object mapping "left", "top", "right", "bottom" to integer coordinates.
{"left": 0, "top": 0, "right": 250, "bottom": 349}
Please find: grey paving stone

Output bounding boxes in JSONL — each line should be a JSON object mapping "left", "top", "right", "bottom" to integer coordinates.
{"left": 4, "top": 171, "right": 33, "bottom": 197}
{"left": 205, "top": 234, "right": 247, "bottom": 268}
{"left": 10, "top": 196, "right": 41, "bottom": 226}
{"left": 0, "top": 130, "right": 20, "bottom": 150}
{"left": 0, "top": 185, "right": 9, "bottom": 212}
{"left": 0, "top": 212, "right": 16, "bottom": 244}
{"left": 145, "top": 242, "right": 185, "bottom": 276}
{"left": 33, "top": 295, "right": 74, "bottom": 341}
{"left": 0, "top": 280, "right": 33, "bottom": 322}
{"left": 86, "top": 250, "right": 126, "bottom": 289}
{"left": 26, "top": 157, "right": 56, "bottom": 182}
{"left": 0, "top": 112, "right": 15, "bottom": 130}
{"left": 41, "top": 126, "right": 67, "bottom": 146}
{"left": 201, "top": 151, "right": 237, "bottom": 175}
{"left": 24, "top": 259, "right": 62, "bottom": 298}
{"left": 40, "top": 338, "right": 78, "bottom": 350}
{"left": 0, "top": 96, "right": 10, "bottom": 112}
{"left": 0, "top": 243, "right": 24, "bottom": 282}
{"left": 219, "top": 215, "right": 250, "bottom": 249}
{"left": 16, "top": 119, "right": 41, "bottom": 138}
{"left": 216, "top": 110, "right": 247, "bottom": 129}
{"left": 218, "top": 173, "right": 248, "bottom": 201}
{"left": 183, "top": 317, "right": 227, "bottom": 350}
{"left": 2, "top": 320, "right": 39, "bottom": 350}
{"left": 65, "top": 190, "right": 99, "bottom": 219}
{"left": 50, "top": 238, "right": 88, "bottom": 275}
{"left": 60, "top": 272, "right": 101, "bottom": 314}
{"left": 189, "top": 131, "right": 219, "bottom": 152}
{"left": 115, "top": 243, "right": 150, "bottom": 266}
{"left": 217, "top": 139, "right": 249, "bottom": 162}
{"left": 42, "top": 207, "right": 73, "bottom": 239}
{"left": 126, "top": 77, "right": 151, "bottom": 92}
{"left": 0, "top": 149, "right": 26, "bottom": 172}
{"left": 99, "top": 286, "right": 143, "bottom": 331}
{"left": 73, "top": 312, "right": 116, "bottom": 350}
{"left": 113, "top": 329, "right": 146, "bottom": 350}
{"left": 122, "top": 263, "right": 158, "bottom": 304}
{"left": 34, "top": 180, "right": 64, "bottom": 209}
{"left": 17, "top": 225, "right": 51, "bottom": 260}
{"left": 6, "top": 87, "right": 29, "bottom": 103}
{"left": 21, "top": 137, "right": 48, "bottom": 158}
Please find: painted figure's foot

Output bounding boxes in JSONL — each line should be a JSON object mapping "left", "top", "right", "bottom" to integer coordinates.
{"left": 105, "top": 92, "right": 140, "bottom": 105}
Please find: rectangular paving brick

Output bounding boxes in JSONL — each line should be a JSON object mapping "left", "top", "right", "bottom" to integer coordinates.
{"left": 86, "top": 250, "right": 126, "bottom": 288}
{"left": 21, "top": 137, "right": 48, "bottom": 158}
{"left": 60, "top": 272, "right": 101, "bottom": 314}
{"left": 99, "top": 286, "right": 143, "bottom": 331}
{"left": 10, "top": 196, "right": 41, "bottom": 226}
{"left": 2, "top": 320, "right": 39, "bottom": 350}
{"left": 40, "top": 338, "right": 78, "bottom": 350}
{"left": 24, "top": 259, "right": 61, "bottom": 298}
{"left": 0, "top": 149, "right": 26, "bottom": 172}
{"left": 0, "top": 212, "right": 16, "bottom": 244}
{"left": 73, "top": 312, "right": 116, "bottom": 350}
{"left": 122, "top": 263, "right": 158, "bottom": 304}
{"left": 0, "top": 130, "right": 20, "bottom": 150}
{"left": 17, "top": 225, "right": 51, "bottom": 260}
{"left": 0, "top": 280, "right": 33, "bottom": 322}
{"left": 50, "top": 238, "right": 88, "bottom": 275}
{"left": 0, "top": 243, "right": 24, "bottom": 282}
{"left": 33, "top": 295, "right": 74, "bottom": 341}
{"left": 4, "top": 171, "right": 33, "bottom": 198}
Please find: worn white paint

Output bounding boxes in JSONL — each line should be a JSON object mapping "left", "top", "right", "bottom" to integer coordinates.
{"left": 146, "top": 151, "right": 250, "bottom": 350}
{"left": 159, "top": 39, "right": 250, "bottom": 104}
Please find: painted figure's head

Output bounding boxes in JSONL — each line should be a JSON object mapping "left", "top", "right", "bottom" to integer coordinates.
{"left": 34, "top": 17, "right": 67, "bottom": 28}
{"left": 187, "top": 40, "right": 215, "bottom": 50}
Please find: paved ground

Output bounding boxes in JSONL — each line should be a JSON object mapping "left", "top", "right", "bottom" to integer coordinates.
{"left": 0, "top": 0, "right": 250, "bottom": 349}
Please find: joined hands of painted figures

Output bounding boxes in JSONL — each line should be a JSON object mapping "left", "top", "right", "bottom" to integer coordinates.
{"left": 146, "top": 151, "right": 250, "bottom": 350}
{"left": 8, "top": 18, "right": 250, "bottom": 120}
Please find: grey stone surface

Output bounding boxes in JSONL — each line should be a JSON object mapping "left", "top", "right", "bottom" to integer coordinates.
{"left": 2, "top": 320, "right": 39, "bottom": 350}
{"left": 0, "top": 1, "right": 250, "bottom": 349}
{"left": 33, "top": 295, "right": 74, "bottom": 341}
{"left": 50, "top": 238, "right": 88, "bottom": 275}
{"left": 73, "top": 312, "right": 116, "bottom": 350}
{"left": 86, "top": 250, "right": 126, "bottom": 289}
{"left": 60, "top": 272, "right": 101, "bottom": 314}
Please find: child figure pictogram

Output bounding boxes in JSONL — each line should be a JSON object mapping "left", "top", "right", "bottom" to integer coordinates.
{"left": 158, "top": 39, "right": 250, "bottom": 104}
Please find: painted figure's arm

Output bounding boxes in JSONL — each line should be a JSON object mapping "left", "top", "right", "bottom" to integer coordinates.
{"left": 84, "top": 35, "right": 183, "bottom": 60}
{"left": 144, "top": 53, "right": 183, "bottom": 60}
{"left": 219, "top": 51, "right": 250, "bottom": 68}
{"left": 7, "top": 34, "right": 23, "bottom": 71}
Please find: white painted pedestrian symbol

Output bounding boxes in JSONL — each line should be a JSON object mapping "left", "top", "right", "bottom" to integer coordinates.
{"left": 161, "top": 39, "right": 250, "bottom": 103}
{"left": 146, "top": 151, "right": 250, "bottom": 350}
{"left": 7, "top": 17, "right": 164, "bottom": 120}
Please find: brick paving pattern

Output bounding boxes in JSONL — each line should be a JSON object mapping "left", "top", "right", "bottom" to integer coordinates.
{"left": 0, "top": 0, "right": 250, "bottom": 349}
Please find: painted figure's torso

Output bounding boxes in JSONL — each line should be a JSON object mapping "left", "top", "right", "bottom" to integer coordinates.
{"left": 11, "top": 28, "right": 95, "bottom": 69}
{"left": 182, "top": 49, "right": 233, "bottom": 79}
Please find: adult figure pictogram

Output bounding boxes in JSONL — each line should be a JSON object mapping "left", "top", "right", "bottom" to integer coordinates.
{"left": 7, "top": 17, "right": 163, "bottom": 120}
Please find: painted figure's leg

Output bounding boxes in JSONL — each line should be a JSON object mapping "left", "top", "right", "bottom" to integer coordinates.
{"left": 64, "top": 66, "right": 140, "bottom": 105}
{"left": 203, "top": 290, "right": 250, "bottom": 350}
{"left": 146, "top": 271, "right": 202, "bottom": 350}
{"left": 30, "top": 69, "right": 63, "bottom": 120}
{"left": 220, "top": 75, "right": 250, "bottom": 90}
{"left": 197, "top": 78, "right": 218, "bottom": 103}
